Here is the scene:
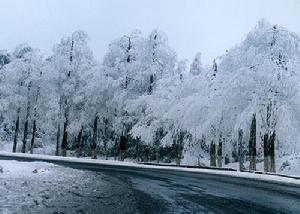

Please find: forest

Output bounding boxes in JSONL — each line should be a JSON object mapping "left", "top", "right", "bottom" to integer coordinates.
{"left": 1, "top": 19, "right": 299, "bottom": 173}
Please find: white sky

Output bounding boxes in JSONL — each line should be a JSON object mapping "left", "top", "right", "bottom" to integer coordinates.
{"left": 0, "top": 0, "right": 299, "bottom": 65}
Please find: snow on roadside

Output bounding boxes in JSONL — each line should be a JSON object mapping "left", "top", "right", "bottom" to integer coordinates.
{"left": 278, "top": 153, "right": 300, "bottom": 176}
{"left": 0, "top": 160, "right": 53, "bottom": 177}
{"left": 1, "top": 151, "right": 300, "bottom": 186}
{"left": 0, "top": 141, "right": 56, "bottom": 156}
{"left": 225, "top": 153, "right": 300, "bottom": 178}
{"left": 0, "top": 159, "right": 138, "bottom": 214}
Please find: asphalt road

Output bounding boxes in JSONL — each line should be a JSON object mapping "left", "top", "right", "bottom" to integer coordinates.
{"left": 1, "top": 155, "right": 300, "bottom": 214}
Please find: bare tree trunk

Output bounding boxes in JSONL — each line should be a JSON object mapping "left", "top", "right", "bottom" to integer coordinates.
{"left": 30, "top": 119, "right": 37, "bottom": 154}
{"left": 144, "top": 146, "right": 149, "bottom": 163}
{"left": 61, "top": 98, "right": 69, "bottom": 157}
{"left": 154, "top": 128, "right": 163, "bottom": 163}
{"left": 175, "top": 142, "right": 180, "bottom": 166}
{"left": 210, "top": 141, "right": 216, "bottom": 167}
{"left": 21, "top": 120, "right": 29, "bottom": 153}
{"left": 56, "top": 123, "right": 60, "bottom": 156}
{"left": 119, "top": 135, "right": 127, "bottom": 162}
{"left": 263, "top": 134, "right": 269, "bottom": 172}
{"left": 104, "top": 139, "right": 108, "bottom": 160}
{"left": 155, "top": 143, "right": 160, "bottom": 163}
{"left": 264, "top": 101, "right": 277, "bottom": 172}
{"left": 76, "top": 127, "right": 83, "bottom": 158}
{"left": 103, "top": 121, "right": 108, "bottom": 160}
{"left": 61, "top": 35, "right": 74, "bottom": 157}
{"left": 56, "top": 95, "right": 63, "bottom": 156}
{"left": 238, "top": 129, "right": 245, "bottom": 171}
{"left": 61, "top": 116, "right": 68, "bottom": 157}
{"left": 249, "top": 114, "right": 256, "bottom": 171}
{"left": 22, "top": 82, "right": 32, "bottom": 153}
{"left": 174, "top": 131, "right": 184, "bottom": 166}
{"left": 114, "top": 136, "right": 118, "bottom": 161}
{"left": 91, "top": 115, "right": 98, "bottom": 159}
{"left": 61, "top": 123, "right": 68, "bottom": 156}
{"left": 269, "top": 131, "right": 276, "bottom": 172}
{"left": 217, "top": 135, "right": 223, "bottom": 168}
{"left": 12, "top": 108, "right": 20, "bottom": 153}
{"left": 136, "top": 137, "right": 140, "bottom": 162}
{"left": 148, "top": 74, "right": 154, "bottom": 94}
{"left": 30, "top": 85, "right": 40, "bottom": 154}
{"left": 175, "top": 134, "right": 181, "bottom": 165}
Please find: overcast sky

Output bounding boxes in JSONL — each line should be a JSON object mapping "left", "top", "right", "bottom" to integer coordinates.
{"left": 0, "top": 0, "right": 299, "bottom": 65}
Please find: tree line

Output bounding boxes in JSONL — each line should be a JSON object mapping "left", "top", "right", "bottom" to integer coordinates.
{"left": 1, "top": 20, "right": 299, "bottom": 173}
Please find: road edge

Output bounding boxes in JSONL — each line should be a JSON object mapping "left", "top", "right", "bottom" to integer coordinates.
{"left": 1, "top": 151, "right": 300, "bottom": 186}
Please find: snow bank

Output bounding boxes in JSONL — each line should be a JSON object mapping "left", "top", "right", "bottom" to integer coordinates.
{"left": 0, "top": 151, "right": 300, "bottom": 186}
{"left": 225, "top": 153, "right": 300, "bottom": 177}
{"left": 0, "top": 160, "right": 53, "bottom": 177}
{"left": 0, "top": 159, "right": 138, "bottom": 213}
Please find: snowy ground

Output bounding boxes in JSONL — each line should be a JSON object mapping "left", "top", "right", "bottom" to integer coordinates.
{"left": 0, "top": 160, "right": 138, "bottom": 214}
{"left": 225, "top": 153, "right": 300, "bottom": 177}
{"left": 1, "top": 151, "right": 300, "bottom": 187}
{"left": 2, "top": 140, "right": 300, "bottom": 177}
{"left": 1, "top": 154, "right": 300, "bottom": 213}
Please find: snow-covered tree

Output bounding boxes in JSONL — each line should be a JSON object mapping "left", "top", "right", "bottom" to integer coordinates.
{"left": 190, "top": 52, "right": 203, "bottom": 76}
{"left": 50, "top": 30, "right": 96, "bottom": 156}
{"left": 0, "top": 20, "right": 300, "bottom": 169}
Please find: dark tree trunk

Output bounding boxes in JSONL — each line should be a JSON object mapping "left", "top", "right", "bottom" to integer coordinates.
{"left": 61, "top": 118, "right": 68, "bottom": 157}
{"left": 103, "top": 119, "right": 108, "bottom": 160}
{"left": 124, "top": 76, "right": 128, "bottom": 89}
{"left": 148, "top": 74, "right": 154, "bottom": 94}
{"left": 91, "top": 115, "right": 98, "bottom": 159}
{"left": 21, "top": 120, "right": 29, "bottom": 153}
{"left": 174, "top": 131, "right": 184, "bottom": 166}
{"left": 136, "top": 137, "right": 140, "bottom": 162}
{"left": 104, "top": 139, "right": 108, "bottom": 160}
{"left": 56, "top": 123, "right": 60, "bottom": 156}
{"left": 81, "top": 131, "right": 88, "bottom": 156}
{"left": 22, "top": 82, "right": 31, "bottom": 153}
{"left": 210, "top": 141, "right": 216, "bottom": 167}
{"left": 61, "top": 98, "right": 69, "bottom": 157}
{"left": 225, "top": 154, "right": 230, "bottom": 165}
{"left": 212, "top": 59, "right": 218, "bottom": 79}
{"left": 217, "top": 135, "right": 223, "bottom": 168}
{"left": 156, "top": 147, "right": 160, "bottom": 163}
{"left": 232, "top": 140, "right": 238, "bottom": 162}
{"left": 155, "top": 128, "right": 163, "bottom": 163}
{"left": 238, "top": 129, "right": 245, "bottom": 171}
{"left": 30, "top": 85, "right": 40, "bottom": 154}
{"left": 114, "top": 136, "right": 118, "bottom": 161}
{"left": 76, "top": 128, "right": 83, "bottom": 158}
{"left": 61, "top": 36, "right": 74, "bottom": 156}
{"left": 143, "top": 145, "right": 149, "bottom": 163}
{"left": 119, "top": 135, "right": 127, "bottom": 161}
{"left": 263, "top": 134, "right": 269, "bottom": 172}
{"left": 264, "top": 101, "right": 276, "bottom": 172}
{"left": 67, "top": 39, "right": 74, "bottom": 77}
{"left": 249, "top": 114, "right": 256, "bottom": 171}
{"left": 30, "top": 119, "right": 37, "bottom": 154}
{"left": 12, "top": 108, "right": 20, "bottom": 153}
{"left": 269, "top": 131, "right": 276, "bottom": 172}
{"left": 56, "top": 95, "right": 63, "bottom": 156}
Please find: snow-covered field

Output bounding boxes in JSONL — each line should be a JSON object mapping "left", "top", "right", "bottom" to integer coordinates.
{"left": 0, "top": 160, "right": 137, "bottom": 214}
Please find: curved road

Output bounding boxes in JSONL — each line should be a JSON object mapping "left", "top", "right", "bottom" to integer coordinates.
{"left": 1, "top": 155, "right": 300, "bottom": 213}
